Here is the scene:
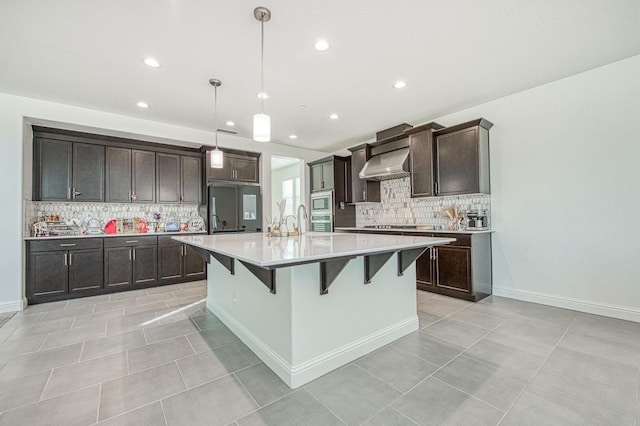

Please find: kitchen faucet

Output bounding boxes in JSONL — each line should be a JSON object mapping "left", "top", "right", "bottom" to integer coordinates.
{"left": 211, "top": 214, "right": 220, "bottom": 230}
{"left": 296, "top": 204, "right": 308, "bottom": 234}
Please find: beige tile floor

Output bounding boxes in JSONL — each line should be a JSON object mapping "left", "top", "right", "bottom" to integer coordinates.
{"left": 0, "top": 281, "right": 639, "bottom": 425}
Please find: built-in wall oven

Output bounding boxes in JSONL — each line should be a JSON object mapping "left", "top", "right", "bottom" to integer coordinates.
{"left": 310, "top": 190, "right": 333, "bottom": 232}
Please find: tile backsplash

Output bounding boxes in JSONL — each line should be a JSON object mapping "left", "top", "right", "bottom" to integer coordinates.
{"left": 355, "top": 177, "right": 491, "bottom": 227}
{"left": 25, "top": 201, "right": 201, "bottom": 237}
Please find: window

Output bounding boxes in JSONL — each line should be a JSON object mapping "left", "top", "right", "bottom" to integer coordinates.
{"left": 282, "top": 177, "right": 300, "bottom": 216}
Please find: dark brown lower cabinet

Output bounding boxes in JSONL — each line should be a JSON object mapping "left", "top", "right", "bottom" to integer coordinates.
{"left": 26, "top": 234, "right": 206, "bottom": 304}
{"left": 158, "top": 236, "right": 206, "bottom": 284}
{"left": 104, "top": 236, "right": 158, "bottom": 288}
{"left": 415, "top": 232, "right": 492, "bottom": 302}
{"left": 27, "top": 238, "right": 104, "bottom": 303}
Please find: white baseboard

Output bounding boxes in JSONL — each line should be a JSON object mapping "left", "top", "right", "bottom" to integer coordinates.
{"left": 0, "top": 298, "right": 26, "bottom": 313}
{"left": 493, "top": 286, "right": 640, "bottom": 323}
{"left": 207, "top": 301, "right": 419, "bottom": 388}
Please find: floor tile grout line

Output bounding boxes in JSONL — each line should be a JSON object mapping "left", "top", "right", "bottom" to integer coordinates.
{"left": 495, "top": 313, "right": 577, "bottom": 426}
{"left": 160, "top": 400, "right": 169, "bottom": 426}
{"left": 232, "top": 371, "right": 261, "bottom": 408}
{"left": 95, "top": 382, "right": 102, "bottom": 424}
{"left": 431, "top": 375, "right": 507, "bottom": 413}
{"left": 37, "top": 369, "right": 54, "bottom": 402}
{"left": 174, "top": 360, "right": 189, "bottom": 391}
{"left": 302, "top": 387, "right": 349, "bottom": 426}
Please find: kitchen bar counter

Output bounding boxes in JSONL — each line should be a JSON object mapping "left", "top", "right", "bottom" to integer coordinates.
{"left": 174, "top": 231, "right": 453, "bottom": 388}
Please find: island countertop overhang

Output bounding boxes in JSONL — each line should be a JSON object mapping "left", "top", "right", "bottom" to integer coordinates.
{"left": 172, "top": 231, "right": 455, "bottom": 268}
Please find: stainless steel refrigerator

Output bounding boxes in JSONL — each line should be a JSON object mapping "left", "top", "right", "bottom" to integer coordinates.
{"left": 208, "top": 183, "right": 262, "bottom": 233}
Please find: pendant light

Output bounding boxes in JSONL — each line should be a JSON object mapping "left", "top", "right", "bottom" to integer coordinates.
{"left": 209, "top": 79, "right": 224, "bottom": 168}
{"left": 253, "top": 6, "right": 271, "bottom": 142}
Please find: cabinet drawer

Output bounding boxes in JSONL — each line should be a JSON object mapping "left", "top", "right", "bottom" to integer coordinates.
{"left": 29, "top": 238, "right": 103, "bottom": 252}
{"left": 157, "top": 235, "right": 183, "bottom": 246}
{"left": 103, "top": 235, "right": 157, "bottom": 247}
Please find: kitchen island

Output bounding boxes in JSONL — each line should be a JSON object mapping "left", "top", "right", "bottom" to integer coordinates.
{"left": 173, "top": 231, "right": 454, "bottom": 388}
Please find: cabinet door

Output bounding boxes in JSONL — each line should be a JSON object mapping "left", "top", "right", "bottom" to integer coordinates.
{"left": 73, "top": 143, "right": 105, "bottom": 202}
{"left": 436, "top": 127, "right": 479, "bottom": 195}
{"left": 106, "top": 147, "right": 132, "bottom": 202}
{"left": 29, "top": 251, "right": 68, "bottom": 297}
{"left": 156, "top": 153, "right": 181, "bottom": 203}
{"left": 69, "top": 249, "right": 104, "bottom": 292}
{"left": 209, "top": 160, "right": 234, "bottom": 181}
{"left": 132, "top": 150, "right": 155, "bottom": 202}
{"left": 35, "top": 138, "right": 72, "bottom": 201}
{"left": 133, "top": 245, "right": 158, "bottom": 285}
{"left": 310, "top": 164, "right": 324, "bottom": 192}
{"left": 104, "top": 247, "right": 132, "bottom": 288}
{"left": 435, "top": 246, "right": 472, "bottom": 294}
{"left": 184, "top": 245, "right": 206, "bottom": 280}
{"left": 410, "top": 131, "right": 435, "bottom": 197}
{"left": 350, "top": 150, "right": 366, "bottom": 202}
{"left": 181, "top": 156, "right": 201, "bottom": 203}
{"left": 415, "top": 248, "right": 435, "bottom": 290}
{"left": 321, "top": 162, "right": 334, "bottom": 190}
{"left": 233, "top": 157, "right": 259, "bottom": 183}
{"left": 158, "top": 244, "right": 184, "bottom": 283}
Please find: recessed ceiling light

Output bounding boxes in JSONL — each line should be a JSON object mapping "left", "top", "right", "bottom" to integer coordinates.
{"left": 143, "top": 57, "right": 160, "bottom": 68}
{"left": 314, "top": 39, "right": 330, "bottom": 52}
{"left": 393, "top": 80, "right": 407, "bottom": 89}
{"left": 136, "top": 101, "right": 149, "bottom": 108}
{"left": 289, "top": 134, "right": 298, "bottom": 139}
{"left": 257, "top": 92, "right": 269, "bottom": 99}
{"left": 329, "top": 113, "right": 339, "bottom": 120}
{"left": 225, "top": 121, "right": 235, "bottom": 127}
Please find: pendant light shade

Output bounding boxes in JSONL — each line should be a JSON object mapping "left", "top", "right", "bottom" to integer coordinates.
{"left": 253, "top": 7, "right": 271, "bottom": 143}
{"left": 209, "top": 78, "right": 224, "bottom": 169}
{"left": 210, "top": 147, "right": 224, "bottom": 168}
{"left": 253, "top": 113, "right": 271, "bottom": 142}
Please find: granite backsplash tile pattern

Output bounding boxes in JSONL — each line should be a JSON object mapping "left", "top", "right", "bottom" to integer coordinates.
{"left": 355, "top": 177, "right": 491, "bottom": 228}
{"left": 24, "top": 201, "right": 200, "bottom": 237}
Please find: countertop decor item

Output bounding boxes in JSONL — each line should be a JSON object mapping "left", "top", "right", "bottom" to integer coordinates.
{"left": 442, "top": 204, "right": 465, "bottom": 231}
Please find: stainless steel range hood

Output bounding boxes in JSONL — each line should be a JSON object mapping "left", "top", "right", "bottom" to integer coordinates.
{"left": 358, "top": 147, "right": 410, "bottom": 181}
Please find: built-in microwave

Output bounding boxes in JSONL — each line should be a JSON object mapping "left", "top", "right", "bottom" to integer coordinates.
{"left": 311, "top": 191, "right": 333, "bottom": 213}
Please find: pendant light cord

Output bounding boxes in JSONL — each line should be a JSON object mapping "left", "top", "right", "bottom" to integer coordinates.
{"left": 260, "top": 19, "right": 265, "bottom": 114}
{"left": 214, "top": 84, "right": 219, "bottom": 148}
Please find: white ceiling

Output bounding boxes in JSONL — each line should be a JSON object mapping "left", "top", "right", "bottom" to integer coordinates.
{"left": 2, "top": 0, "right": 639, "bottom": 152}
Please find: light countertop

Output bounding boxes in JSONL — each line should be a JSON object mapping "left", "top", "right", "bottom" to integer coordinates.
{"left": 335, "top": 227, "right": 494, "bottom": 235}
{"left": 173, "top": 232, "right": 455, "bottom": 268}
{"left": 24, "top": 231, "right": 207, "bottom": 241}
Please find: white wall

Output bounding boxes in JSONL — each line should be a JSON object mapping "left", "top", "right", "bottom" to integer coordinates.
{"left": 0, "top": 93, "right": 326, "bottom": 311}
{"left": 429, "top": 55, "right": 640, "bottom": 321}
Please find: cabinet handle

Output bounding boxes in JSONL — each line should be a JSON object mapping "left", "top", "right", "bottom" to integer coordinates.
{"left": 68, "top": 253, "right": 72, "bottom": 266}
{"left": 63, "top": 253, "right": 68, "bottom": 266}
{"left": 67, "top": 188, "right": 71, "bottom": 200}
{"left": 128, "top": 249, "right": 132, "bottom": 261}
{"left": 362, "top": 190, "right": 366, "bottom": 200}
{"left": 125, "top": 240, "right": 138, "bottom": 243}
{"left": 433, "top": 247, "right": 438, "bottom": 260}
{"left": 132, "top": 249, "right": 136, "bottom": 261}
{"left": 59, "top": 243, "right": 76, "bottom": 247}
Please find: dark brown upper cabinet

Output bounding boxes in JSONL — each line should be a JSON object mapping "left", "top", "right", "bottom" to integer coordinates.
{"left": 348, "top": 144, "right": 380, "bottom": 203}
{"left": 434, "top": 118, "right": 493, "bottom": 196}
{"left": 156, "top": 153, "right": 202, "bottom": 204}
{"left": 106, "top": 147, "right": 155, "bottom": 203}
{"left": 308, "top": 156, "right": 351, "bottom": 198}
{"left": 34, "top": 138, "right": 105, "bottom": 202}
{"left": 406, "top": 123, "right": 444, "bottom": 198}
{"left": 206, "top": 150, "right": 260, "bottom": 184}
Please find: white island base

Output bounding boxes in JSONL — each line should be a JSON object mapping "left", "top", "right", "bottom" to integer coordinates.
{"left": 206, "top": 253, "right": 418, "bottom": 389}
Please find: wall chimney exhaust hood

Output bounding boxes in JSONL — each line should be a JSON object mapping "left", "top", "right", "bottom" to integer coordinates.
{"left": 359, "top": 147, "right": 410, "bottom": 181}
